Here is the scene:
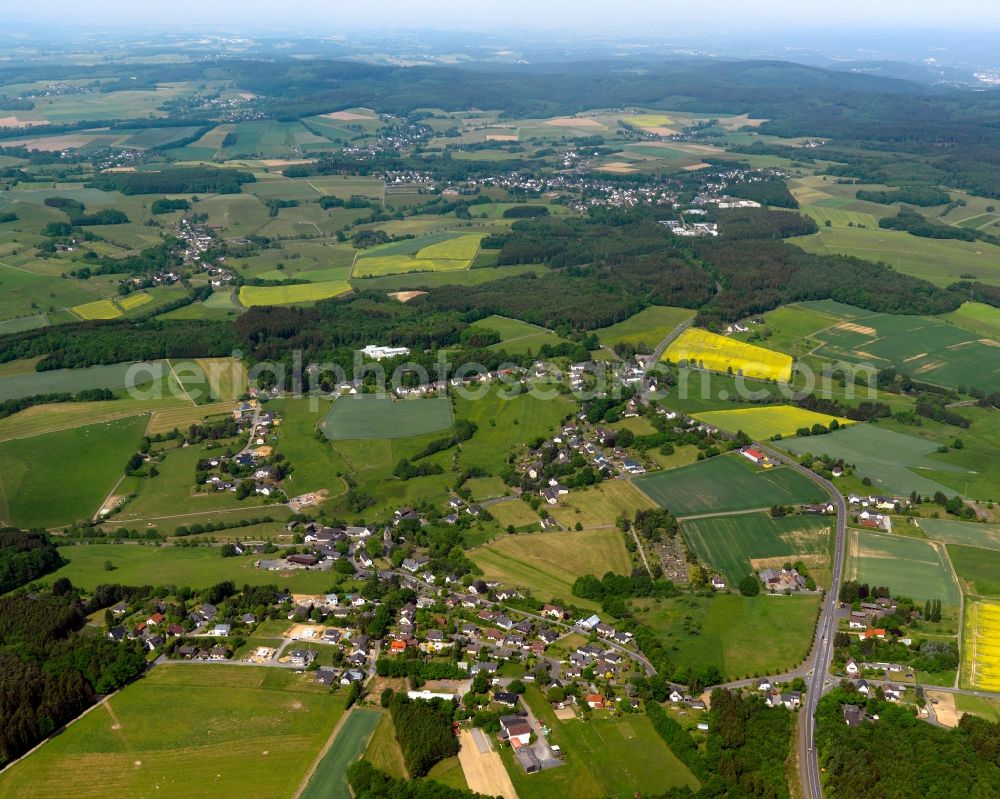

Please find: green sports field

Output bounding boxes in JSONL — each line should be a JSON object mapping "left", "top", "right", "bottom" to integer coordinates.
{"left": 633, "top": 453, "right": 826, "bottom": 517}
{"left": 300, "top": 708, "right": 383, "bottom": 799}
{"left": 918, "top": 519, "right": 1000, "bottom": 552}
{"left": 0, "top": 665, "right": 345, "bottom": 799}
{"left": 238, "top": 280, "right": 351, "bottom": 307}
{"left": 319, "top": 395, "right": 452, "bottom": 440}
{"left": 779, "top": 423, "right": 968, "bottom": 498}
{"left": 846, "top": 529, "right": 959, "bottom": 604}
{"left": 0, "top": 416, "right": 146, "bottom": 528}
{"left": 682, "top": 511, "right": 832, "bottom": 585}
{"left": 693, "top": 405, "right": 853, "bottom": 440}
{"left": 809, "top": 308, "right": 1000, "bottom": 392}
{"left": 594, "top": 306, "right": 696, "bottom": 351}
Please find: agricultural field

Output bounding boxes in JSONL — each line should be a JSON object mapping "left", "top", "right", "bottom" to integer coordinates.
{"left": 300, "top": 708, "right": 383, "bottom": 799}
{"left": 547, "top": 479, "right": 658, "bottom": 529}
{"left": 963, "top": 600, "right": 1000, "bottom": 692}
{"left": 799, "top": 205, "right": 878, "bottom": 230}
{"left": 0, "top": 416, "right": 146, "bottom": 528}
{"left": 452, "top": 385, "right": 573, "bottom": 475}
{"left": 631, "top": 593, "right": 820, "bottom": 679}
{"left": 487, "top": 499, "right": 542, "bottom": 530}
{"left": 681, "top": 512, "right": 832, "bottom": 586}
{"left": 48, "top": 543, "right": 336, "bottom": 593}
{"left": 917, "top": 519, "right": 1000, "bottom": 552}
{"left": 362, "top": 713, "right": 407, "bottom": 779}
{"left": 795, "top": 224, "right": 1000, "bottom": 288}
{"left": 468, "top": 314, "right": 568, "bottom": 354}
{"left": 845, "top": 529, "right": 960, "bottom": 604}
{"left": 942, "top": 302, "right": 1000, "bottom": 340}
{"left": 947, "top": 544, "right": 1000, "bottom": 597}
{"left": 353, "top": 233, "right": 483, "bottom": 277}
{"left": 320, "top": 395, "right": 452, "bottom": 440}
{"left": 633, "top": 454, "right": 826, "bottom": 517}
{"left": 780, "top": 423, "right": 973, "bottom": 498}
{"left": 0, "top": 665, "right": 345, "bottom": 799}
{"left": 238, "top": 280, "right": 351, "bottom": 307}
{"left": 470, "top": 528, "right": 632, "bottom": 609}
{"left": 0, "top": 360, "right": 168, "bottom": 402}
{"left": 663, "top": 328, "right": 793, "bottom": 382}
{"left": 69, "top": 298, "right": 123, "bottom": 320}
{"left": 594, "top": 306, "right": 696, "bottom": 351}
{"left": 809, "top": 308, "right": 1000, "bottom": 392}
{"left": 728, "top": 303, "right": 840, "bottom": 358}
{"left": 692, "top": 405, "right": 853, "bottom": 440}
{"left": 501, "top": 690, "right": 700, "bottom": 799}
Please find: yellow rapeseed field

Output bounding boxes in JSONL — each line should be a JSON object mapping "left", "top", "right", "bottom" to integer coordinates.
{"left": 117, "top": 292, "right": 153, "bottom": 311}
{"left": 693, "top": 405, "right": 853, "bottom": 440}
{"left": 970, "top": 600, "right": 1000, "bottom": 691}
{"left": 663, "top": 328, "right": 793, "bottom": 382}
{"left": 71, "top": 299, "right": 123, "bottom": 320}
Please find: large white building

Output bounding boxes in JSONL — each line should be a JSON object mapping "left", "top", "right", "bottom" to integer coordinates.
{"left": 360, "top": 344, "right": 410, "bottom": 360}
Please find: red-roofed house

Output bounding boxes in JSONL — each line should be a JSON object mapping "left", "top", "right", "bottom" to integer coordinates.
{"left": 586, "top": 694, "right": 606, "bottom": 709}
{"left": 740, "top": 447, "right": 766, "bottom": 464}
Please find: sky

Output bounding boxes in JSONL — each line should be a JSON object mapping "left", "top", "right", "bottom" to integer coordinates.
{"left": 10, "top": 0, "right": 1000, "bottom": 33}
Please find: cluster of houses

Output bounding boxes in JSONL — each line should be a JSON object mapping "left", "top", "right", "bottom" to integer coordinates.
{"left": 753, "top": 678, "right": 802, "bottom": 710}
{"left": 847, "top": 494, "right": 905, "bottom": 532}
{"left": 759, "top": 566, "right": 811, "bottom": 593}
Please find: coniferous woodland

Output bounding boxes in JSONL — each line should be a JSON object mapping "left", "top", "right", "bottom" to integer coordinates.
{"left": 386, "top": 692, "right": 460, "bottom": 777}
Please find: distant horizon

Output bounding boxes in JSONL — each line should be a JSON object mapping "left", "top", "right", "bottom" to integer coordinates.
{"left": 7, "top": 1, "right": 1000, "bottom": 36}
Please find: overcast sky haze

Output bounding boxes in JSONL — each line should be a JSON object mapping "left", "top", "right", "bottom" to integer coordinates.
{"left": 12, "top": 0, "right": 1000, "bottom": 33}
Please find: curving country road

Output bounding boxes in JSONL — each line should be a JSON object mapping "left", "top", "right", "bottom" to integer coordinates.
{"left": 757, "top": 443, "right": 846, "bottom": 799}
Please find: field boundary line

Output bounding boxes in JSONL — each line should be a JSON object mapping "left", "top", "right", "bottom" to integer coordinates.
{"left": 0, "top": 410, "right": 152, "bottom": 443}
{"left": 105, "top": 502, "right": 287, "bottom": 526}
{"left": 291, "top": 705, "right": 355, "bottom": 799}
{"left": 166, "top": 359, "right": 197, "bottom": 406}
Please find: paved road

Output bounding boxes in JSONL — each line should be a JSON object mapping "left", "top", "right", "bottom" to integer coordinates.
{"left": 758, "top": 443, "right": 846, "bottom": 799}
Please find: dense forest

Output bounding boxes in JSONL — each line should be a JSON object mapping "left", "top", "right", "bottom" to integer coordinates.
{"left": 816, "top": 688, "right": 1000, "bottom": 798}
{"left": 387, "top": 692, "right": 460, "bottom": 777}
{"left": 646, "top": 689, "right": 792, "bottom": 798}
{"left": 0, "top": 589, "right": 147, "bottom": 765}
{"left": 0, "top": 530, "right": 64, "bottom": 594}
{"left": 88, "top": 166, "right": 255, "bottom": 195}
{"left": 348, "top": 761, "right": 488, "bottom": 799}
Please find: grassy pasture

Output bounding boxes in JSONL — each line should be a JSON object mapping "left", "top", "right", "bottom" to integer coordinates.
{"left": 468, "top": 313, "right": 568, "bottom": 354}
{"left": 470, "top": 528, "right": 632, "bottom": 608}
{"left": 692, "top": 405, "right": 852, "bottom": 440}
{"left": 799, "top": 204, "right": 878, "bottom": 229}
{"left": 795, "top": 224, "right": 1000, "bottom": 288}
{"left": 320, "top": 395, "right": 452, "bottom": 440}
{"left": 48, "top": 543, "right": 337, "bottom": 593}
{"left": 0, "top": 395, "right": 193, "bottom": 441}
{"left": 300, "top": 708, "right": 383, "bottom": 799}
{"left": 779, "top": 423, "right": 968, "bottom": 498}
{"left": 0, "top": 665, "right": 345, "bottom": 799}
{"left": 238, "top": 280, "right": 351, "bottom": 307}
{"left": 0, "top": 416, "right": 145, "bottom": 528}
{"left": 917, "top": 519, "right": 1000, "bottom": 552}
{"left": 486, "top": 499, "right": 542, "bottom": 530}
{"left": 595, "top": 306, "right": 696, "bottom": 351}
{"left": 663, "top": 328, "right": 793, "bottom": 382}
{"left": 631, "top": 593, "right": 820, "bottom": 679}
{"left": 0, "top": 361, "right": 168, "bottom": 402}
{"left": 682, "top": 512, "right": 831, "bottom": 585}
{"left": 548, "top": 480, "right": 658, "bottom": 529}
{"left": 846, "top": 529, "right": 959, "bottom": 603}
{"left": 0, "top": 262, "right": 110, "bottom": 322}
{"left": 810, "top": 308, "right": 1000, "bottom": 392}
{"left": 503, "top": 691, "right": 700, "bottom": 799}
{"left": 269, "top": 398, "right": 348, "bottom": 495}
{"left": 942, "top": 302, "right": 1000, "bottom": 340}
{"left": 729, "top": 304, "right": 839, "bottom": 357}
{"left": 948, "top": 544, "right": 1000, "bottom": 597}
{"left": 633, "top": 454, "right": 826, "bottom": 517}
{"left": 363, "top": 713, "right": 408, "bottom": 779}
